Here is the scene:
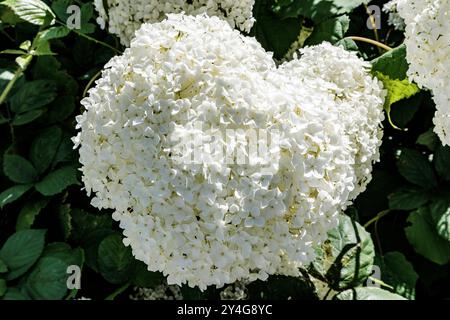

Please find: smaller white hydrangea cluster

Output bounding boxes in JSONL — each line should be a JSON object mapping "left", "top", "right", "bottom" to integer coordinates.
{"left": 277, "top": 43, "right": 385, "bottom": 200}
{"left": 74, "top": 14, "right": 385, "bottom": 290}
{"left": 94, "top": 0, "right": 256, "bottom": 46}
{"left": 130, "top": 284, "right": 183, "bottom": 300}
{"left": 397, "top": 0, "right": 450, "bottom": 146}
{"left": 383, "top": 0, "right": 405, "bottom": 31}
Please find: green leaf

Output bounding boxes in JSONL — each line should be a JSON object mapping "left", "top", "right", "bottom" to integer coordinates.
{"left": 397, "top": 149, "right": 437, "bottom": 189}
{"left": 83, "top": 229, "right": 115, "bottom": 272}
{"left": 0, "top": 69, "right": 15, "bottom": 92}
{"left": 376, "top": 73, "right": 420, "bottom": 107}
{"left": 304, "top": 15, "right": 349, "bottom": 46}
{"left": 3, "top": 154, "right": 37, "bottom": 184}
{"left": 35, "top": 26, "right": 70, "bottom": 43}
{"left": 12, "top": 109, "right": 45, "bottom": 126}
{"left": 0, "top": 114, "right": 8, "bottom": 124}
{"left": 51, "top": 0, "right": 71, "bottom": 21}
{"left": 389, "top": 187, "right": 430, "bottom": 211}
{"left": 42, "top": 242, "right": 84, "bottom": 267}
{"left": 2, "top": 0, "right": 55, "bottom": 26}
{"left": 0, "top": 114, "right": 8, "bottom": 125}
{"left": 405, "top": 207, "right": 450, "bottom": 265}
{"left": 30, "top": 26, "right": 71, "bottom": 57}
{"left": 131, "top": 262, "right": 164, "bottom": 288}
{"left": 0, "top": 6, "right": 23, "bottom": 25}
{"left": 15, "top": 53, "right": 32, "bottom": 69}
{"left": 52, "top": 134, "right": 77, "bottom": 167}
{"left": 336, "top": 287, "right": 406, "bottom": 300}
{"left": 310, "top": 214, "right": 375, "bottom": 290}
{"left": 24, "top": 257, "right": 68, "bottom": 300}
{"left": 53, "top": 71, "right": 78, "bottom": 95}
{"left": 0, "top": 184, "right": 33, "bottom": 208}
{"left": 47, "top": 95, "right": 76, "bottom": 123}
{"left": 51, "top": 1, "right": 95, "bottom": 34}
{"left": 377, "top": 252, "right": 418, "bottom": 300}
{"left": 435, "top": 145, "right": 450, "bottom": 182}
{"left": 29, "top": 126, "right": 63, "bottom": 174}
{"left": 0, "top": 229, "right": 46, "bottom": 281}
{"left": 9, "top": 80, "right": 57, "bottom": 113}
{"left": 36, "top": 242, "right": 85, "bottom": 300}
{"left": 98, "top": 234, "right": 134, "bottom": 284}
{"left": 16, "top": 197, "right": 49, "bottom": 230}
{"left": 417, "top": 129, "right": 439, "bottom": 152}
{"left": 58, "top": 204, "right": 72, "bottom": 241}
{"left": 252, "top": 0, "right": 302, "bottom": 59}
{"left": 32, "top": 40, "right": 54, "bottom": 56}
{"left": 0, "top": 49, "right": 27, "bottom": 55}
{"left": 35, "top": 166, "right": 79, "bottom": 196}
{"left": 0, "top": 258, "right": 7, "bottom": 273}
{"left": 2, "top": 287, "right": 29, "bottom": 300}
{"left": 390, "top": 93, "right": 422, "bottom": 129}
{"left": 31, "top": 55, "right": 60, "bottom": 79}
{"left": 335, "top": 38, "right": 358, "bottom": 51}
{"left": 371, "top": 45, "right": 409, "bottom": 80}
{"left": 19, "top": 40, "right": 31, "bottom": 51}
{"left": 32, "top": 64, "right": 78, "bottom": 95}
{"left": 0, "top": 279, "right": 6, "bottom": 297}
{"left": 79, "top": 3, "right": 95, "bottom": 34}
{"left": 70, "top": 208, "right": 113, "bottom": 244}
{"left": 374, "top": 72, "right": 420, "bottom": 129}
{"left": 273, "top": 0, "right": 369, "bottom": 22}
{"left": 14, "top": 54, "right": 33, "bottom": 74}
{"left": 429, "top": 199, "right": 450, "bottom": 242}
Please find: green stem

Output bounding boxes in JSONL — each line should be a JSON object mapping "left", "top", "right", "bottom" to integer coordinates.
{"left": 364, "top": 209, "right": 391, "bottom": 228}
{"left": 385, "top": 29, "right": 394, "bottom": 46}
{"left": 369, "top": 276, "right": 394, "bottom": 290}
{"left": 346, "top": 36, "right": 393, "bottom": 52}
{"left": 82, "top": 69, "right": 102, "bottom": 97}
{"left": 65, "top": 289, "right": 79, "bottom": 300}
{"left": 0, "top": 54, "right": 33, "bottom": 105}
{"left": 56, "top": 21, "right": 120, "bottom": 54}
{"left": 1, "top": 29, "right": 14, "bottom": 42}
{"left": 322, "top": 287, "right": 333, "bottom": 300}
{"left": 105, "top": 282, "right": 130, "bottom": 300}
{"left": 374, "top": 218, "right": 383, "bottom": 257}
{"left": 74, "top": 30, "right": 121, "bottom": 54}
{"left": 364, "top": 4, "right": 382, "bottom": 54}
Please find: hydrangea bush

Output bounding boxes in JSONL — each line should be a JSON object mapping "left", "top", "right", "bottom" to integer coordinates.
{"left": 0, "top": 0, "right": 449, "bottom": 301}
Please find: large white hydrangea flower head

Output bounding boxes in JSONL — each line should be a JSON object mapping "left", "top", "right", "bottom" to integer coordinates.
{"left": 396, "top": 0, "right": 450, "bottom": 146}
{"left": 94, "top": 0, "right": 256, "bottom": 46}
{"left": 74, "top": 14, "right": 385, "bottom": 289}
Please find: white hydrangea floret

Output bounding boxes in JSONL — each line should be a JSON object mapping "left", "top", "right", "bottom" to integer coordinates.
{"left": 74, "top": 14, "right": 385, "bottom": 290}
{"left": 94, "top": 0, "right": 256, "bottom": 46}
{"left": 383, "top": 0, "right": 406, "bottom": 31}
{"left": 396, "top": 0, "right": 450, "bottom": 146}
